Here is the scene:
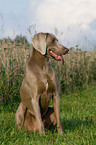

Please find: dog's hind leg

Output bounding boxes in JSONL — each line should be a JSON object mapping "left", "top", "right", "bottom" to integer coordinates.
{"left": 24, "top": 109, "right": 38, "bottom": 132}
{"left": 15, "top": 102, "right": 27, "bottom": 129}
{"left": 24, "top": 107, "right": 57, "bottom": 132}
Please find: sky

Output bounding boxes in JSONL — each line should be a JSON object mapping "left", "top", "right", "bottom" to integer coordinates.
{"left": 0, "top": 0, "right": 96, "bottom": 49}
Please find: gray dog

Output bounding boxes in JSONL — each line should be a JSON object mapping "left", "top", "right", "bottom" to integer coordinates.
{"left": 15, "top": 33, "right": 69, "bottom": 134}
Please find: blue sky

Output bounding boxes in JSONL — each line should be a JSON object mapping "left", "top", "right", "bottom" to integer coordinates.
{"left": 0, "top": 0, "right": 96, "bottom": 49}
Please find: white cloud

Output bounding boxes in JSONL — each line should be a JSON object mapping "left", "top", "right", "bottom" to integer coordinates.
{"left": 34, "top": 0, "right": 96, "bottom": 27}
{"left": 0, "top": 0, "right": 96, "bottom": 49}
{"left": 27, "top": 0, "right": 96, "bottom": 48}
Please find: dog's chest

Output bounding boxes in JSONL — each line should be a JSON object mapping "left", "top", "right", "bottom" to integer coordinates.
{"left": 38, "top": 75, "right": 56, "bottom": 110}
{"left": 38, "top": 77, "right": 56, "bottom": 95}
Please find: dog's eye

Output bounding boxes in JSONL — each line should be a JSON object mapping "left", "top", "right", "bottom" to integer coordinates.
{"left": 52, "top": 38, "right": 56, "bottom": 43}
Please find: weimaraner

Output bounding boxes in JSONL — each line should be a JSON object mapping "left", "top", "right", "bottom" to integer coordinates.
{"left": 15, "top": 32, "right": 69, "bottom": 135}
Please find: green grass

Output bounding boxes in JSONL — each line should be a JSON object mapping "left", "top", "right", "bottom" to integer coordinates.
{"left": 0, "top": 84, "right": 96, "bottom": 145}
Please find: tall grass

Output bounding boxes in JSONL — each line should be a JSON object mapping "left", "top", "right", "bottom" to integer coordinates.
{"left": 0, "top": 38, "right": 29, "bottom": 104}
{"left": 0, "top": 38, "right": 96, "bottom": 104}
{"left": 52, "top": 48, "right": 96, "bottom": 93}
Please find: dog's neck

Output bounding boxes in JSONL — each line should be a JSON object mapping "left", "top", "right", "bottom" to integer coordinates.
{"left": 30, "top": 47, "right": 48, "bottom": 68}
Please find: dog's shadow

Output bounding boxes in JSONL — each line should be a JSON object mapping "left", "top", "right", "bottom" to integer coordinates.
{"left": 49, "top": 117, "right": 94, "bottom": 134}
{"left": 62, "top": 117, "right": 94, "bottom": 132}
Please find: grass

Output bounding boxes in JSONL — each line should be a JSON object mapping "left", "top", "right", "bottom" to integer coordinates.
{"left": 0, "top": 84, "right": 96, "bottom": 145}
{"left": 0, "top": 38, "right": 96, "bottom": 103}
{"left": 0, "top": 36, "right": 96, "bottom": 144}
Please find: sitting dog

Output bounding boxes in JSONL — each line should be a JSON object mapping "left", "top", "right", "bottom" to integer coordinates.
{"left": 15, "top": 33, "right": 69, "bottom": 134}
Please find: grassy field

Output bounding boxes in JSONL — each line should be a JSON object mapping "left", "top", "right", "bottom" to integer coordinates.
{"left": 0, "top": 37, "right": 96, "bottom": 144}
{"left": 0, "top": 84, "right": 96, "bottom": 145}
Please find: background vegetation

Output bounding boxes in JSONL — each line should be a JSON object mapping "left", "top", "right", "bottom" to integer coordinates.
{"left": 0, "top": 35, "right": 96, "bottom": 144}
{"left": 0, "top": 36, "right": 96, "bottom": 104}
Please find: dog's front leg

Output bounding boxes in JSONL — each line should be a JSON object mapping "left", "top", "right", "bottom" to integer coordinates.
{"left": 31, "top": 97, "right": 45, "bottom": 135}
{"left": 53, "top": 92, "right": 63, "bottom": 133}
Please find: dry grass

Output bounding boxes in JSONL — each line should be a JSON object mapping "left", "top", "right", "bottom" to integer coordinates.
{"left": 0, "top": 39, "right": 29, "bottom": 75}
{"left": 51, "top": 48, "right": 96, "bottom": 94}
{"left": 0, "top": 39, "right": 96, "bottom": 103}
{"left": 0, "top": 39, "right": 29, "bottom": 104}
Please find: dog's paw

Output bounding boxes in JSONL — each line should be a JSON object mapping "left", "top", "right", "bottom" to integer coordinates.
{"left": 57, "top": 127, "right": 63, "bottom": 134}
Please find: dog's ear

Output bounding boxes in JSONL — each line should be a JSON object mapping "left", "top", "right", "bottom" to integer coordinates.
{"left": 32, "top": 33, "right": 47, "bottom": 55}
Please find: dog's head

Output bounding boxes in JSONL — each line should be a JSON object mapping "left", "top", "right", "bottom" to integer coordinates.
{"left": 32, "top": 33, "right": 69, "bottom": 64}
